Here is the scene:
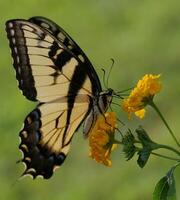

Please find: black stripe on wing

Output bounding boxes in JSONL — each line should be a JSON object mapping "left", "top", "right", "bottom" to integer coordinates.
{"left": 63, "top": 63, "right": 87, "bottom": 142}
{"left": 50, "top": 43, "right": 72, "bottom": 71}
{"left": 29, "top": 16, "right": 102, "bottom": 95}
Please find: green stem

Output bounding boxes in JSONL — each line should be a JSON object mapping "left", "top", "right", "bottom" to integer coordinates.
{"left": 149, "top": 101, "right": 180, "bottom": 147}
{"left": 156, "top": 144, "right": 180, "bottom": 156}
{"left": 151, "top": 152, "right": 180, "bottom": 162}
{"left": 113, "top": 139, "right": 123, "bottom": 144}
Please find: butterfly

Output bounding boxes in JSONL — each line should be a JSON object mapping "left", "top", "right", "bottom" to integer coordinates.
{"left": 6, "top": 16, "right": 115, "bottom": 179}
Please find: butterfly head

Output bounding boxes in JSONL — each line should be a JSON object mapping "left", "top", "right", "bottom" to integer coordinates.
{"left": 100, "top": 87, "right": 113, "bottom": 97}
{"left": 97, "top": 88, "right": 114, "bottom": 112}
{"left": 98, "top": 88, "right": 122, "bottom": 112}
{"left": 102, "top": 88, "right": 121, "bottom": 99}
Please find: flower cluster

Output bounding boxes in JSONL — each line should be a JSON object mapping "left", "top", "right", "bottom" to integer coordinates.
{"left": 87, "top": 73, "right": 179, "bottom": 199}
{"left": 89, "top": 112, "right": 117, "bottom": 166}
{"left": 122, "top": 74, "right": 161, "bottom": 118}
{"left": 88, "top": 74, "right": 162, "bottom": 166}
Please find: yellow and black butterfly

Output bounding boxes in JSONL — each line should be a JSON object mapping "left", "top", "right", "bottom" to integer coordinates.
{"left": 6, "top": 16, "right": 115, "bottom": 179}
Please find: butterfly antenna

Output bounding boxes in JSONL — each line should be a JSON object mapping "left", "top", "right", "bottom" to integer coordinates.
{"left": 101, "top": 68, "right": 108, "bottom": 89}
{"left": 111, "top": 101, "right": 121, "bottom": 107}
{"left": 117, "top": 86, "right": 134, "bottom": 94}
{"left": 110, "top": 102, "right": 125, "bottom": 125}
{"left": 112, "top": 93, "right": 123, "bottom": 99}
{"left": 106, "top": 58, "right": 115, "bottom": 88}
{"left": 115, "top": 127, "right": 124, "bottom": 138}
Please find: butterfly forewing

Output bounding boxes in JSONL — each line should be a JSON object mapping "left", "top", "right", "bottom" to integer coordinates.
{"left": 6, "top": 20, "right": 94, "bottom": 102}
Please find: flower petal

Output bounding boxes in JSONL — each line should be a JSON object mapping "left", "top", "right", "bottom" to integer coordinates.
{"left": 135, "top": 109, "right": 146, "bottom": 119}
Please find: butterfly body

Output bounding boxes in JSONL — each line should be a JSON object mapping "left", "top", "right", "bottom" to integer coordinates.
{"left": 6, "top": 17, "right": 113, "bottom": 179}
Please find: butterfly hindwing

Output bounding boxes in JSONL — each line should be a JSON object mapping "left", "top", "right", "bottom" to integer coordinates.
{"left": 19, "top": 96, "right": 90, "bottom": 179}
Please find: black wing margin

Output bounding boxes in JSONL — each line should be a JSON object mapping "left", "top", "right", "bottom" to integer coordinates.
{"left": 6, "top": 21, "right": 37, "bottom": 101}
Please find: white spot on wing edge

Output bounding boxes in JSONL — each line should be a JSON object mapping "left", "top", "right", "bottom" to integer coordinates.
{"left": 16, "top": 56, "right": 20, "bottom": 64}
{"left": 53, "top": 165, "right": 60, "bottom": 172}
{"left": 10, "top": 29, "right": 15, "bottom": 36}
{"left": 12, "top": 38, "right": 16, "bottom": 44}
{"left": 41, "top": 22, "right": 50, "bottom": 29}
{"left": 14, "top": 47, "right": 18, "bottom": 54}
{"left": 17, "top": 66, "right": 21, "bottom": 74}
{"left": 78, "top": 54, "right": 85, "bottom": 62}
{"left": 8, "top": 22, "right": 13, "bottom": 28}
{"left": 57, "top": 32, "right": 66, "bottom": 41}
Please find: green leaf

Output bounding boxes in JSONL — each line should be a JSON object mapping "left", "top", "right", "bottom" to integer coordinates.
{"left": 153, "top": 163, "right": 179, "bottom": 200}
{"left": 136, "top": 126, "right": 160, "bottom": 168}
{"left": 122, "top": 130, "right": 136, "bottom": 160}
{"left": 137, "top": 148, "right": 151, "bottom": 168}
{"left": 136, "top": 126, "right": 153, "bottom": 146}
{"left": 153, "top": 176, "right": 170, "bottom": 200}
{"left": 136, "top": 127, "right": 152, "bottom": 167}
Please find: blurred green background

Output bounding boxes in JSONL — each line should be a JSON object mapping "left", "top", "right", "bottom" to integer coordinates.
{"left": 0, "top": 0, "right": 180, "bottom": 199}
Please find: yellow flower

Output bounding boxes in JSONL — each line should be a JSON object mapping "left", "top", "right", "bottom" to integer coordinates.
{"left": 135, "top": 109, "right": 146, "bottom": 119}
{"left": 122, "top": 74, "right": 161, "bottom": 119}
{"left": 89, "top": 112, "right": 117, "bottom": 166}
